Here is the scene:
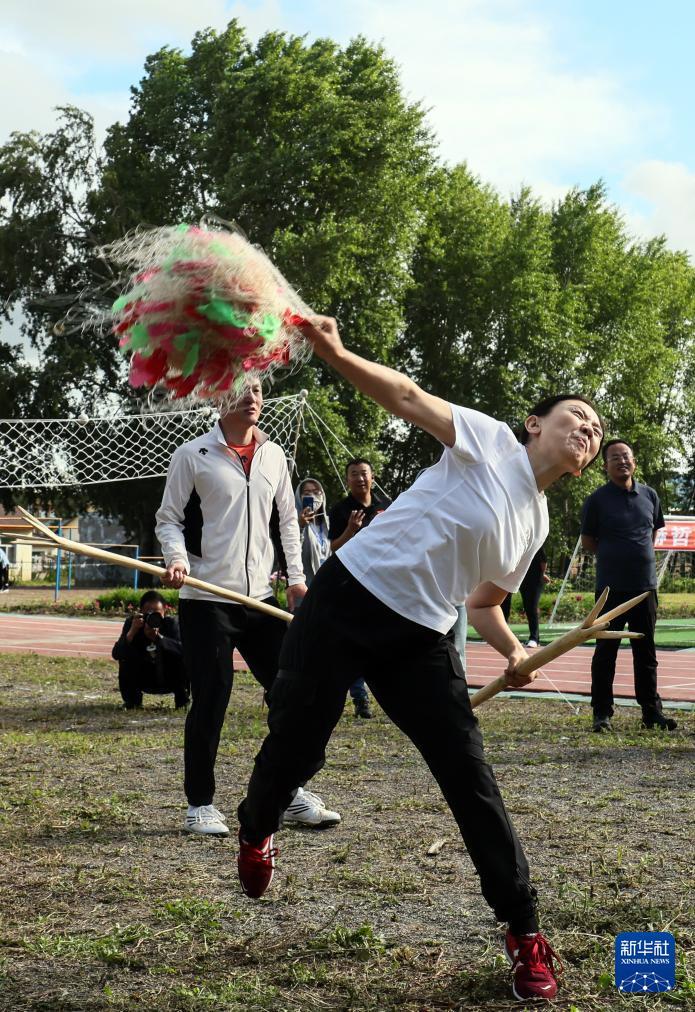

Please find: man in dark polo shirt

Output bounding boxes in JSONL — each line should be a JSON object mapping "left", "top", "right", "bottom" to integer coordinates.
{"left": 581, "top": 439, "right": 676, "bottom": 733}
{"left": 329, "top": 458, "right": 391, "bottom": 717}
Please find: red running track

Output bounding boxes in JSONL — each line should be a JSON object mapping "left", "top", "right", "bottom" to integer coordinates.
{"left": 463, "top": 642, "right": 694, "bottom": 703}
{"left": 0, "top": 613, "right": 693, "bottom": 703}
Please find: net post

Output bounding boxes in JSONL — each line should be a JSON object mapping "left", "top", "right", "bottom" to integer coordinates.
{"left": 548, "top": 534, "right": 582, "bottom": 626}
{"left": 55, "top": 518, "right": 63, "bottom": 603}
{"left": 656, "top": 549, "right": 672, "bottom": 589}
{"left": 134, "top": 546, "right": 140, "bottom": 591}
{"left": 289, "top": 390, "right": 308, "bottom": 476}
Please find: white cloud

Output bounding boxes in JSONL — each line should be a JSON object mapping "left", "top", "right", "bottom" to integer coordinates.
{"left": 2, "top": 0, "right": 231, "bottom": 61}
{"left": 1, "top": 0, "right": 660, "bottom": 184}
{"left": 226, "top": 0, "right": 286, "bottom": 42}
{"left": 0, "top": 50, "right": 71, "bottom": 139}
{"left": 0, "top": 0, "right": 237, "bottom": 142}
{"left": 622, "top": 160, "right": 695, "bottom": 258}
{"left": 0, "top": 48, "right": 130, "bottom": 143}
{"left": 344, "top": 0, "right": 656, "bottom": 195}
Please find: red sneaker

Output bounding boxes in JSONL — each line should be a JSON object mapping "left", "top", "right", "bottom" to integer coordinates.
{"left": 505, "top": 931, "right": 561, "bottom": 1001}
{"left": 237, "top": 831, "right": 277, "bottom": 898}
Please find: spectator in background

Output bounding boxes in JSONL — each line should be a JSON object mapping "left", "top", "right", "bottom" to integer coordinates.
{"left": 500, "top": 545, "right": 550, "bottom": 647}
{"left": 0, "top": 544, "right": 9, "bottom": 592}
{"left": 112, "top": 590, "right": 189, "bottom": 709}
{"left": 328, "top": 459, "right": 391, "bottom": 551}
{"left": 295, "top": 477, "right": 331, "bottom": 582}
{"left": 581, "top": 439, "right": 676, "bottom": 732}
{"left": 328, "top": 459, "right": 392, "bottom": 718}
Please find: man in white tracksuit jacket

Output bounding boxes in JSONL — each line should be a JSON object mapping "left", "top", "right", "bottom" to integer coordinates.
{"left": 156, "top": 379, "right": 341, "bottom": 835}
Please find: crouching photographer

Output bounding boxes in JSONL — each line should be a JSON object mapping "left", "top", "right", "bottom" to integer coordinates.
{"left": 112, "top": 591, "right": 190, "bottom": 710}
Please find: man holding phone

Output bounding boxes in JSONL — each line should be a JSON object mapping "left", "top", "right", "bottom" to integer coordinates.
{"left": 296, "top": 477, "right": 331, "bottom": 583}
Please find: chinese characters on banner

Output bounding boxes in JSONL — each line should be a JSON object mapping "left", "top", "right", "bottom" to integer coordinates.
{"left": 654, "top": 518, "right": 695, "bottom": 551}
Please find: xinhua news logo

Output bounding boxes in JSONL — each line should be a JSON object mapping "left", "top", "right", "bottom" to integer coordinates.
{"left": 615, "top": 932, "right": 676, "bottom": 993}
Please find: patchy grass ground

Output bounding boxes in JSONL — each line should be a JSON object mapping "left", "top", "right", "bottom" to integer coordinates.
{"left": 0, "top": 653, "right": 692, "bottom": 1011}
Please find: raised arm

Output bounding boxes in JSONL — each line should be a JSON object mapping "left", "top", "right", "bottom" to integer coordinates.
{"left": 301, "top": 317, "right": 456, "bottom": 447}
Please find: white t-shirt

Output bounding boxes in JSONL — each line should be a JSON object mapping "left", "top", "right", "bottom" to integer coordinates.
{"left": 337, "top": 404, "right": 549, "bottom": 633}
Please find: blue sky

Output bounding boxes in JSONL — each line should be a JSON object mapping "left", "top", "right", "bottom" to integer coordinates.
{"left": 2, "top": 0, "right": 694, "bottom": 255}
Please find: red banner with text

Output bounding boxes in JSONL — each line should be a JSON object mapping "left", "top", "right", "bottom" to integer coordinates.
{"left": 654, "top": 518, "right": 695, "bottom": 551}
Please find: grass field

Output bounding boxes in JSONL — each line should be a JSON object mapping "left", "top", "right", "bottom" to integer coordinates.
{"left": 0, "top": 653, "right": 692, "bottom": 1011}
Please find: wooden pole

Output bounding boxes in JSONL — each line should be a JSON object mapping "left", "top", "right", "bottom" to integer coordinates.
{"left": 15, "top": 507, "right": 292, "bottom": 623}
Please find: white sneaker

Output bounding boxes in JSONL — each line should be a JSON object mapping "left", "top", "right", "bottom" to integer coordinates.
{"left": 526, "top": 639, "right": 539, "bottom": 648}
{"left": 283, "top": 787, "right": 341, "bottom": 827}
{"left": 184, "top": 804, "right": 229, "bottom": 835}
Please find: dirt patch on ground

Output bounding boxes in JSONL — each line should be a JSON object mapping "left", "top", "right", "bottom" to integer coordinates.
{"left": 0, "top": 653, "right": 692, "bottom": 1010}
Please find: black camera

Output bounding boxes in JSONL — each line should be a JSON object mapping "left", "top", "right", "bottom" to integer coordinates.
{"left": 144, "top": 611, "right": 164, "bottom": 630}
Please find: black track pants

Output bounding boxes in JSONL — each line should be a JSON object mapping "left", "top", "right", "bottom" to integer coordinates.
{"left": 590, "top": 589, "right": 662, "bottom": 720}
{"left": 239, "top": 556, "right": 538, "bottom": 930}
{"left": 178, "top": 597, "right": 287, "bottom": 807}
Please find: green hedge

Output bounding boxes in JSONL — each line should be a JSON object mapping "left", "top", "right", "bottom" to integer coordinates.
{"left": 95, "top": 582, "right": 290, "bottom": 611}
{"left": 508, "top": 591, "right": 695, "bottom": 622}
{"left": 95, "top": 587, "right": 180, "bottom": 611}
{"left": 659, "top": 575, "right": 695, "bottom": 594}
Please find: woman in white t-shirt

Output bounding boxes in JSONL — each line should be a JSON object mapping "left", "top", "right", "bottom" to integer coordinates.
{"left": 237, "top": 317, "right": 604, "bottom": 1002}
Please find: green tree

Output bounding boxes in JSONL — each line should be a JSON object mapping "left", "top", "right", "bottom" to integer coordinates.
{"left": 0, "top": 107, "right": 123, "bottom": 417}
{"left": 386, "top": 164, "right": 510, "bottom": 487}
{"left": 0, "top": 344, "right": 37, "bottom": 419}
{"left": 389, "top": 174, "right": 695, "bottom": 563}
{"left": 98, "top": 23, "right": 434, "bottom": 452}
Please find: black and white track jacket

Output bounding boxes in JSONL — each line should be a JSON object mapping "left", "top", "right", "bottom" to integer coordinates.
{"left": 155, "top": 423, "right": 304, "bottom": 603}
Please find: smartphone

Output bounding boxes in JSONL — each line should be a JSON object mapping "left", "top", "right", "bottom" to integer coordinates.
{"left": 301, "top": 495, "right": 315, "bottom": 510}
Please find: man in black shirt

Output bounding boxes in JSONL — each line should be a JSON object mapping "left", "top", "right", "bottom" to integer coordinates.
{"left": 328, "top": 458, "right": 391, "bottom": 717}
{"left": 328, "top": 458, "right": 391, "bottom": 551}
{"left": 581, "top": 439, "right": 676, "bottom": 732}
